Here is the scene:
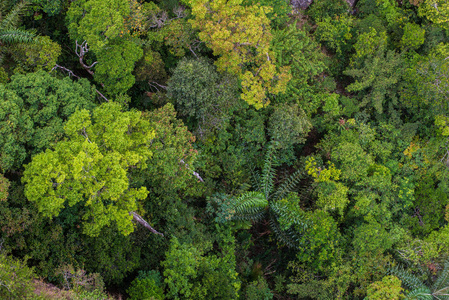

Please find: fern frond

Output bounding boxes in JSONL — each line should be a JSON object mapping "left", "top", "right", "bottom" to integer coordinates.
{"left": 432, "top": 289, "right": 449, "bottom": 300}
{"left": 270, "top": 201, "right": 307, "bottom": 229}
{"left": 261, "top": 142, "right": 277, "bottom": 200}
{"left": 268, "top": 217, "right": 299, "bottom": 249}
{"left": 0, "top": 0, "right": 28, "bottom": 30}
{"left": 432, "top": 260, "right": 449, "bottom": 294}
{"left": 405, "top": 287, "right": 432, "bottom": 300}
{"left": 231, "top": 191, "right": 268, "bottom": 222}
{"left": 0, "top": 28, "right": 35, "bottom": 44}
{"left": 389, "top": 265, "right": 427, "bottom": 292}
{"left": 273, "top": 169, "right": 304, "bottom": 201}
{"left": 250, "top": 166, "right": 261, "bottom": 192}
{"left": 268, "top": 201, "right": 309, "bottom": 249}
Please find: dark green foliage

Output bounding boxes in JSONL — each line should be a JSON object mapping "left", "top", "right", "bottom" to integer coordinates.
{"left": 0, "top": 71, "right": 96, "bottom": 172}
{"left": 0, "top": 0, "right": 35, "bottom": 45}
{"left": 272, "top": 23, "right": 328, "bottom": 114}
{"left": 0, "top": 252, "right": 35, "bottom": 300}
{"left": 137, "top": 103, "right": 199, "bottom": 195}
{"left": 127, "top": 270, "right": 165, "bottom": 300}
{"left": 344, "top": 49, "right": 403, "bottom": 114}
{"left": 196, "top": 106, "right": 266, "bottom": 190}
{"left": 167, "top": 57, "right": 240, "bottom": 139}
{"left": 243, "top": 277, "right": 274, "bottom": 300}
{"left": 268, "top": 103, "right": 312, "bottom": 150}
{"left": 401, "top": 49, "right": 449, "bottom": 118}
{"left": 1, "top": 0, "right": 449, "bottom": 298}
{"left": 0, "top": 173, "right": 9, "bottom": 201}
{"left": 306, "top": 0, "right": 349, "bottom": 22}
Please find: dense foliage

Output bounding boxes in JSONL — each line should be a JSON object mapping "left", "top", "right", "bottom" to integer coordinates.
{"left": 0, "top": 0, "right": 449, "bottom": 299}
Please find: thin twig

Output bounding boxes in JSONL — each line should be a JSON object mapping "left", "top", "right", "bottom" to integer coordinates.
{"left": 51, "top": 64, "right": 80, "bottom": 79}
{"left": 50, "top": 64, "right": 109, "bottom": 102}
{"left": 149, "top": 81, "right": 167, "bottom": 89}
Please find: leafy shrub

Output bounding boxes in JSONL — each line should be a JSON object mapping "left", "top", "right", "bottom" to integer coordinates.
{"left": 0, "top": 253, "right": 35, "bottom": 300}
{"left": 127, "top": 270, "right": 165, "bottom": 300}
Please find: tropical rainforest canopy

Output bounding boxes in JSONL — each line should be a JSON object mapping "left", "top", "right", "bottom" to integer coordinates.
{"left": 1, "top": 0, "right": 449, "bottom": 299}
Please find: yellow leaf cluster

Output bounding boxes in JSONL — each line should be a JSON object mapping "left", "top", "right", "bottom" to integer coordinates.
{"left": 189, "top": 0, "right": 290, "bottom": 109}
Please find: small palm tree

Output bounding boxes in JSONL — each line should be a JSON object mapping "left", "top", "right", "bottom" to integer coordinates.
{"left": 390, "top": 260, "right": 449, "bottom": 299}
{"left": 0, "top": 0, "right": 35, "bottom": 63}
{"left": 207, "top": 142, "right": 307, "bottom": 249}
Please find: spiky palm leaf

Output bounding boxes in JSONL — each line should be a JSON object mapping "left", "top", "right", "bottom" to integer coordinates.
{"left": 250, "top": 166, "right": 261, "bottom": 192}
{"left": 0, "top": 28, "right": 34, "bottom": 43}
{"left": 268, "top": 217, "right": 299, "bottom": 249}
{"left": 432, "top": 261, "right": 449, "bottom": 296}
{"left": 0, "top": 0, "right": 34, "bottom": 47}
{"left": 390, "top": 260, "right": 449, "bottom": 299}
{"left": 269, "top": 201, "right": 308, "bottom": 249}
{"left": 389, "top": 265, "right": 428, "bottom": 292}
{"left": 405, "top": 287, "right": 433, "bottom": 300}
{"left": 0, "top": 0, "right": 27, "bottom": 30}
{"left": 272, "top": 169, "right": 304, "bottom": 201}
{"left": 231, "top": 191, "right": 268, "bottom": 222}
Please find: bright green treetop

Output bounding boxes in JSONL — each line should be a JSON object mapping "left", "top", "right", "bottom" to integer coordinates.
{"left": 22, "top": 101, "right": 155, "bottom": 236}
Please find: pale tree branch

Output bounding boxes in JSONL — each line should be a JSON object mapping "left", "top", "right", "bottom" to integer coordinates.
{"left": 51, "top": 64, "right": 80, "bottom": 79}
{"left": 75, "top": 40, "right": 96, "bottom": 77}
{"left": 180, "top": 159, "right": 204, "bottom": 182}
{"left": 130, "top": 211, "right": 164, "bottom": 236}
{"left": 50, "top": 64, "right": 109, "bottom": 102}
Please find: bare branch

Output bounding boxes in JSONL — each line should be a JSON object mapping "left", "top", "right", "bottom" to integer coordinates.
{"left": 95, "top": 89, "right": 109, "bottom": 102}
{"left": 189, "top": 46, "right": 199, "bottom": 58}
{"left": 75, "top": 40, "right": 96, "bottom": 76}
{"left": 149, "top": 81, "right": 167, "bottom": 89}
{"left": 51, "top": 64, "right": 80, "bottom": 79}
{"left": 180, "top": 159, "right": 204, "bottom": 182}
{"left": 130, "top": 211, "right": 164, "bottom": 236}
{"left": 50, "top": 64, "right": 108, "bottom": 102}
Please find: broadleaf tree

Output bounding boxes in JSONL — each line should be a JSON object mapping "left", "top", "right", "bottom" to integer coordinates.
{"left": 22, "top": 101, "right": 157, "bottom": 237}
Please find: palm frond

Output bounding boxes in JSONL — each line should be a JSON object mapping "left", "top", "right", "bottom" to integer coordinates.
{"left": 272, "top": 169, "right": 304, "bottom": 201}
{"left": 0, "top": 0, "right": 28, "bottom": 30}
{"left": 231, "top": 191, "right": 268, "bottom": 222}
{"left": 389, "top": 265, "right": 428, "bottom": 292}
{"left": 405, "top": 287, "right": 432, "bottom": 300}
{"left": 269, "top": 201, "right": 307, "bottom": 229}
{"left": 0, "top": 28, "right": 34, "bottom": 43}
{"left": 250, "top": 166, "right": 261, "bottom": 192}
{"left": 268, "top": 217, "right": 299, "bottom": 249}
{"left": 268, "top": 201, "right": 309, "bottom": 249}
{"left": 261, "top": 142, "right": 277, "bottom": 200}
{"left": 432, "top": 260, "right": 449, "bottom": 296}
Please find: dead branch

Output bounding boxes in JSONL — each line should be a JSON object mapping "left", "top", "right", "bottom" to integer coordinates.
{"left": 149, "top": 81, "right": 167, "bottom": 90}
{"left": 130, "top": 211, "right": 164, "bottom": 236}
{"left": 75, "top": 40, "right": 97, "bottom": 76}
{"left": 51, "top": 64, "right": 80, "bottom": 79}
{"left": 50, "top": 64, "right": 109, "bottom": 102}
{"left": 180, "top": 159, "right": 204, "bottom": 182}
{"left": 95, "top": 90, "right": 109, "bottom": 102}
